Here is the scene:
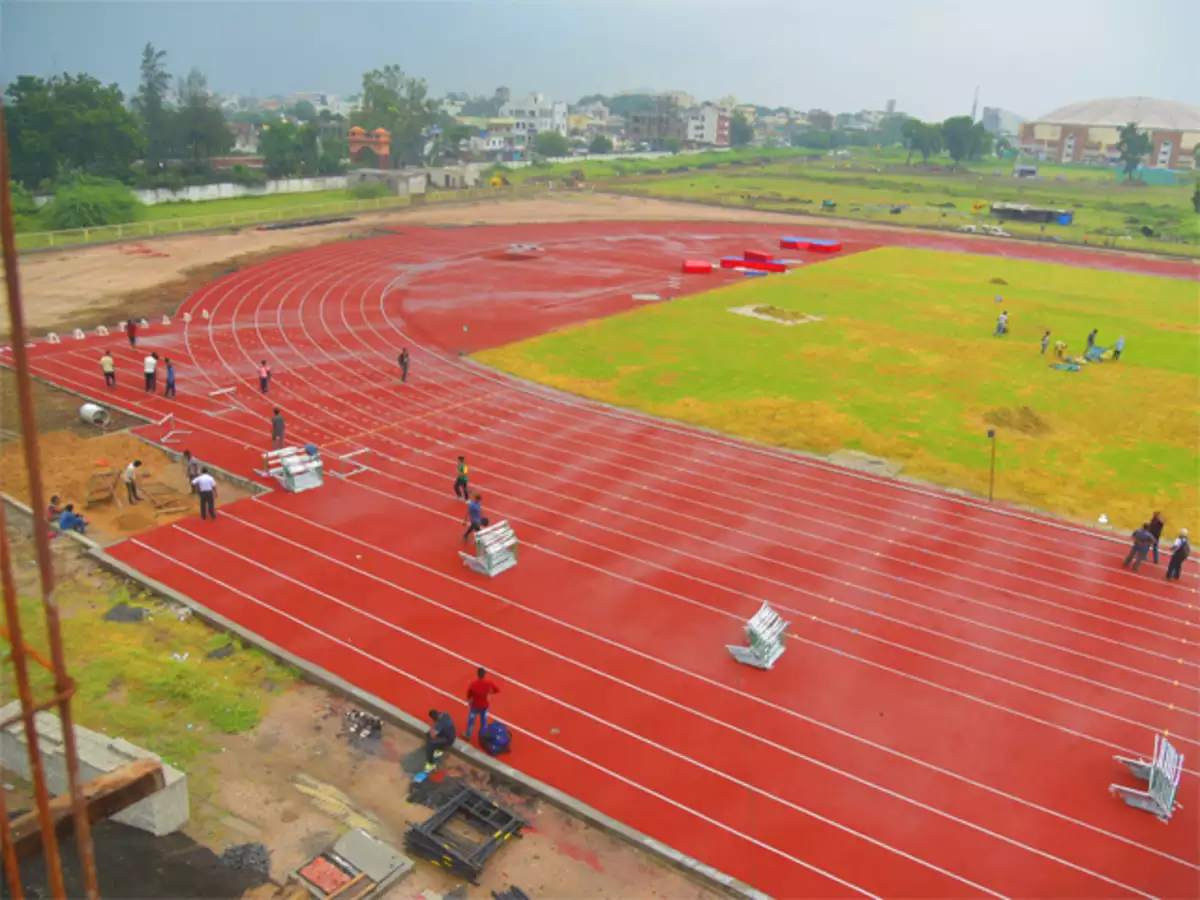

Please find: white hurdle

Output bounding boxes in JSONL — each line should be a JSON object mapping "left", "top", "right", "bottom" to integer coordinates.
{"left": 1110, "top": 734, "right": 1184, "bottom": 822}
{"left": 157, "top": 413, "right": 191, "bottom": 446}
{"left": 460, "top": 521, "right": 519, "bottom": 578}
{"left": 257, "top": 446, "right": 324, "bottom": 493}
{"left": 47, "top": 332, "right": 60, "bottom": 344}
{"left": 161, "top": 314, "right": 171, "bottom": 326}
{"left": 727, "top": 602, "right": 789, "bottom": 670}
{"left": 96, "top": 325, "right": 109, "bottom": 336}
{"left": 182, "top": 312, "right": 192, "bottom": 324}
{"left": 73, "top": 328, "right": 85, "bottom": 340}
{"left": 333, "top": 447, "right": 372, "bottom": 478}
{"left": 206, "top": 386, "right": 239, "bottom": 416}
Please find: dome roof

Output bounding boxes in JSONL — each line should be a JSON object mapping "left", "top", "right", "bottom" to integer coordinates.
{"left": 1036, "top": 97, "right": 1200, "bottom": 131}
{"left": 348, "top": 126, "right": 366, "bottom": 135}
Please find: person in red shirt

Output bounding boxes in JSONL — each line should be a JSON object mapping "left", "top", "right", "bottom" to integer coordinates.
{"left": 125, "top": 319, "right": 138, "bottom": 348}
{"left": 464, "top": 667, "right": 499, "bottom": 741}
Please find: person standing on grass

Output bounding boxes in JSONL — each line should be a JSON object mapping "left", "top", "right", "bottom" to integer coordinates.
{"left": 464, "top": 667, "right": 500, "bottom": 741}
{"left": 143, "top": 352, "right": 159, "bottom": 393}
{"left": 1123, "top": 526, "right": 1155, "bottom": 572}
{"left": 462, "top": 493, "right": 490, "bottom": 543}
{"left": 123, "top": 459, "right": 143, "bottom": 504}
{"left": 1145, "top": 512, "right": 1165, "bottom": 565}
{"left": 994, "top": 310, "right": 1009, "bottom": 336}
{"left": 1165, "top": 530, "right": 1190, "bottom": 581}
{"left": 164, "top": 358, "right": 176, "bottom": 398}
{"left": 192, "top": 467, "right": 218, "bottom": 521}
{"left": 1040, "top": 331, "right": 1050, "bottom": 355}
{"left": 423, "top": 709, "right": 457, "bottom": 769}
{"left": 1113, "top": 335, "right": 1126, "bottom": 360}
{"left": 398, "top": 348, "right": 410, "bottom": 383}
{"left": 454, "top": 455, "right": 470, "bottom": 501}
{"left": 1086, "top": 329, "right": 1098, "bottom": 350}
{"left": 100, "top": 350, "right": 116, "bottom": 388}
{"left": 258, "top": 360, "right": 271, "bottom": 393}
{"left": 271, "top": 408, "right": 286, "bottom": 450}
{"left": 125, "top": 319, "right": 138, "bottom": 348}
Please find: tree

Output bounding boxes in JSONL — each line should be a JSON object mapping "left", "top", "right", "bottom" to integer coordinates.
{"left": 941, "top": 116, "right": 979, "bottom": 165}
{"left": 291, "top": 99, "right": 317, "bottom": 122}
{"left": 172, "top": 68, "right": 233, "bottom": 163}
{"left": 133, "top": 43, "right": 172, "bottom": 172}
{"left": 42, "top": 175, "right": 141, "bottom": 229}
{"left": 875, "top": 113, "right": 909, "bottom": 147}
{"left": 663, "top": 136, "right": 682, "bottom": 154}
{"left": 295, "top": 123, "right": 320, "bottom": 174}
{"left": 1116, "top": 122, "right": 1152, "bottom": 179}
{"left": 534, "top": 130, "right": 570, "bottom": 157}
{"left": 1193, "top": 180, "right": 1200, "bottom": 214}
{"left": 902, "top": 119, "right": 943, "bottom": 164}
{"left": 353, "top": 65, "right": 438, "bottom": 166}
{"left": 260, "top": 121, "right": 301, "bottom": 177}
{"left": 995, "top": 135, "right": 1014, "bottom": 156}
{"left": 4, "top": 74, "right": 144, "bottom": 187}
{"left": 588, "top": 133, "right": 613, "bottom": 154}
{"left": 730, "top": 112, "right": 753, "bottom": 147}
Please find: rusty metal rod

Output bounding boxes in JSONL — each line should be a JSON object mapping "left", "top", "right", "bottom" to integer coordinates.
{"left": 0, "top": 505, "right": 65, "bottom": 898}
{"left": 0, "top": 682, "right": 78, "bottom": 732}
{"left": 0, "top": 96, "right": 101, "bottom": 898}
{"left": 0, "top": 622, "right": 56, "bottom": 671}
{"left": 0, "top": 728, "right": 28, "bottom": 899}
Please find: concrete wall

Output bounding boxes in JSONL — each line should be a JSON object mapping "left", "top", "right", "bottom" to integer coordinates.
{"left": 0, "top": 702, "right": 189, "bottom": 836}
{"left": 134, "top": 175, "right": 349, "bottom": 206}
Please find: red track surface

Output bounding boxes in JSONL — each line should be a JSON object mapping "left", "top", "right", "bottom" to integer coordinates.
{"left": 12, "top": 223, "right": 1200, "bottom": 898}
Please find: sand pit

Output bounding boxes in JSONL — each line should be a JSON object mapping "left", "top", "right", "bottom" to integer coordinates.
{"left": 0, "top": 430, "right": 249, "bottom": 542}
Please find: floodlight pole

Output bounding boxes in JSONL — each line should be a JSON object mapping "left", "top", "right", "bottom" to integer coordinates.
{"left": 987, "top": 429, "right": 997, "bottom": 502}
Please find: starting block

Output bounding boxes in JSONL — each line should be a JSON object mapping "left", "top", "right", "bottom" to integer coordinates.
{"left": 727, "top": 603, "right": 788, "bottom": 670}
{"left": 73, "top": 328, "right": 85, "bottom": 340}
{"left": 96, "top": 325, "right": 109, "bottom": 336}
{"left": 460, "top": 520, "right": 518, "bottom": 577}
{"left": 1110, "top": 734, "right": 1183, "bottom": 822}
{"left": 47, "top": 332, "right": 60, "bottom": 344}
{"left": 259, "top": 446, "right": 324, "bottom": 493}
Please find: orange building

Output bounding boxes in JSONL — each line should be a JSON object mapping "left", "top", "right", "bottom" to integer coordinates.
{"left": 348, "top": 126, "right": 392, "bottom": 168}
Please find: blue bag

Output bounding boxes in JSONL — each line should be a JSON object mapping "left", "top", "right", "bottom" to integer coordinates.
{"left": 479, "top": 720, "right": 512, "bottom": 756}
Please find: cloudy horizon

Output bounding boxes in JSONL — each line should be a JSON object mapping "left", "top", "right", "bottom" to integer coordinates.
{"left": 1, "top": 0, "right": 1196, "bottom": 120}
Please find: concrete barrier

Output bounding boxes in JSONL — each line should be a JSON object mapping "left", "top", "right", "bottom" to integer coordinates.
{"left": 0, "top": 702, "right": 189, "bottom": 836}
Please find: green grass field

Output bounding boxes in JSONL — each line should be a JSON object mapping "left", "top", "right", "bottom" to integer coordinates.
{"left": 477, "top": 247, "right": 1200, "bottom": 530}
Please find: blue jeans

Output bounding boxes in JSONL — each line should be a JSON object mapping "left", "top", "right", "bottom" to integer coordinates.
{"left": 1152, "top": 543, "right": 1159, "bottom": 564}
{"left": 466, "top": 707, "right": 488, "bottom": 738}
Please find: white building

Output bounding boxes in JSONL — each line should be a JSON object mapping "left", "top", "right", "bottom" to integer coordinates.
{"left": 499, "top": 92, "right": 569, "bottom": 138}
{"left": 682, "top": 103, "right": 729, "bottom": 147}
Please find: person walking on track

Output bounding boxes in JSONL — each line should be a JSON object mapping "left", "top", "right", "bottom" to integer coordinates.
{"left": 125, "top": 319, "right": 138, "bottom": 348}
{"left": 259, "top": 360, "right": 271, "bottom": 393}
{"left": 464, "top": 667, "right": 500, "bottom": 741}
{"left": 398, "top": 348, "right": 410, "bottom": 383}
{"left": 454, "top": 456, "right": 470, "bottom": 501}
{"left": 100, "top": 350, "right": 116, "bottom": 388}
{"left": 1123, "top": 526, "right": 1155, "bottom": 573}
{"left": 192, "top": 467, "right": 218, "bottom": 520}
{"left": 143, "top": 352, "right": 159, "bottom": 393}
{"left": 1145, "top": 511, "right": 1165, "bottom": 564}
{"left": 1166, "top": 530, "right": 1190, "bottom": 581}
{"left": 123, "top": 459, "right": 143, "bottom": 504}
{"left": 164, "top": 358, "right": 177, "bottom": 398}
{"left": 271, "top": 408, "right": 286, "bottom": 450}
{"left": 463, "top": 494, "right": 490, "bottom": 543}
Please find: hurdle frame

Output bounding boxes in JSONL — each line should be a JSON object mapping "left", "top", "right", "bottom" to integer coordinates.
{"left": 206, "top": 386, "right": 239, "bottom": 417}
{"left": 333, "top": 447, "right": 372, "bottom": 478}
{"left": 157, "top": 412, "right": 190, "bottom": 446}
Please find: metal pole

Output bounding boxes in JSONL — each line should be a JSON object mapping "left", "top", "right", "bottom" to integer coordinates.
{"left": 987, "top": 429, "right": 997, "bottom": 502}
{"left": 0, "top": 96, "right": 101, "bottom": 899}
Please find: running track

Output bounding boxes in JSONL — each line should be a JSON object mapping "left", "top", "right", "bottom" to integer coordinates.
{"left": 11, "top": 222, "right": 1200, "bottom": 898}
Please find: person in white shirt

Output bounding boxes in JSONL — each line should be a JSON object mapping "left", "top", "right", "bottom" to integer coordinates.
{"left": 143, "top": 352, "right": 159, "bottom": 393}
{"left": 123, "top": 459, "right": 143, "bottom": 503}
{"left": 191, "top": 467, "right": 218, "bottom": 520}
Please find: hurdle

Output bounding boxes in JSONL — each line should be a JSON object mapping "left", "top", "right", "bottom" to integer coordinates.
{"left": 157, "top": 412, "right": 190, "bottom": 445}
{"left": 73, "top": 328, "right": 85, "bottom": 340}
{"left": 460, "top": 521, "right": 518, "bottom": 577}
{"left": 206, "top": 386, "right": 239, "bottom": 416}
{"left": 257, "top": 446, "right": 324, "bottom": 493}
{"left": 1110, "top": 734, "right": 1184, "bottom": 821}
{"left": 727, "top": 602, "right": 788, "bottom": 670}
{"left": 47, "top": 332, "right": 60, "bottom": 344}
{"left": 96, "top": 325, "right": 109, "bottom": 336}
{"left": 333, "top": 447, "right": 372, "bottom": 478}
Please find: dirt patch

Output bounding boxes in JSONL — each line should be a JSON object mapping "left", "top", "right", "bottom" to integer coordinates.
{"left": 0, "top": 368, "right": 142, "bottom": 445}
{"left": 989, "top": 277, "right": 1009, "bottom": 285}
{"left": 983, "top": 406, "right": 1052, "bottom": 436}
{"left": 0, "top": 429, "right": 250, "bottom": 542}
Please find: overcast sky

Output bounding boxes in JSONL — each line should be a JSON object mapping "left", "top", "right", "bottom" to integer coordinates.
{"left": 2, "top": 0, "right": 1196, "bottom": 120}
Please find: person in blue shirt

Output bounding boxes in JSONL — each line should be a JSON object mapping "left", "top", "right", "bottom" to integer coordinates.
{"left": 164, "top": 358, "right": 176, "bottom": 398}
{"left": 1113, "top": 335, "right": 1125, "bottom": 361}
{"left": 1123, "top": 527, "right": 1155, "bottom": 572}
{"left": 423, "top": 708, "right": 457, "bottom": 768}
{"left": 56, "top": 504, "right": 87, "bottom": 535}
{"left": 462, "top": 494, "right": 490, "bottom": 543}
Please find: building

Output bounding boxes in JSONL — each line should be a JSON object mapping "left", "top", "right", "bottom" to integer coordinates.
{"left": 498, "top": 92, "right": 569, "bottom": 138}
{"left": 575, "top": 100, "right": 609, "bottom": 121}
{"left": 682, "top": 103, "right": 730, "bottom": 147}
{"left": 1018, "top": 97, "right": 1200, "bottom": 169}
{"left": 885, "top": 99, "right": 897, "bottom": 114}
{"left": 467, "top": 118, "right": 527, "bottom": 158}
{"left": 982, "top": 107, "right": 1025, "bottom": 136}
{"left": 628, "top": 95, "right": 685, "bottom": 146}
{"left": 807, "top": 109, "right": 835, "bottom": 130}
{"left": 494, "top": 86, "right": 511, "bottom": 103}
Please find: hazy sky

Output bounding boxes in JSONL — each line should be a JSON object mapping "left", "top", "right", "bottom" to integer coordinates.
{"left": 2, "top": 0, "right": 1196, "bottom": 120}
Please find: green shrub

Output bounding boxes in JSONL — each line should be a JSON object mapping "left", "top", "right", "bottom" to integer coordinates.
{"left": 43, "top": 176, "right": 142, "bottom": 229}
{"left": 8, "top": 181, "right": 39, "bottom": 218}
{"left": 348, "top": 180, "right": 392, "bottom": 199}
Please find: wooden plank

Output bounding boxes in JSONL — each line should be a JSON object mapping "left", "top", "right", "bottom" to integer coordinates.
{"left": 7, "top": 757, "right": 165, "bottom": 862}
